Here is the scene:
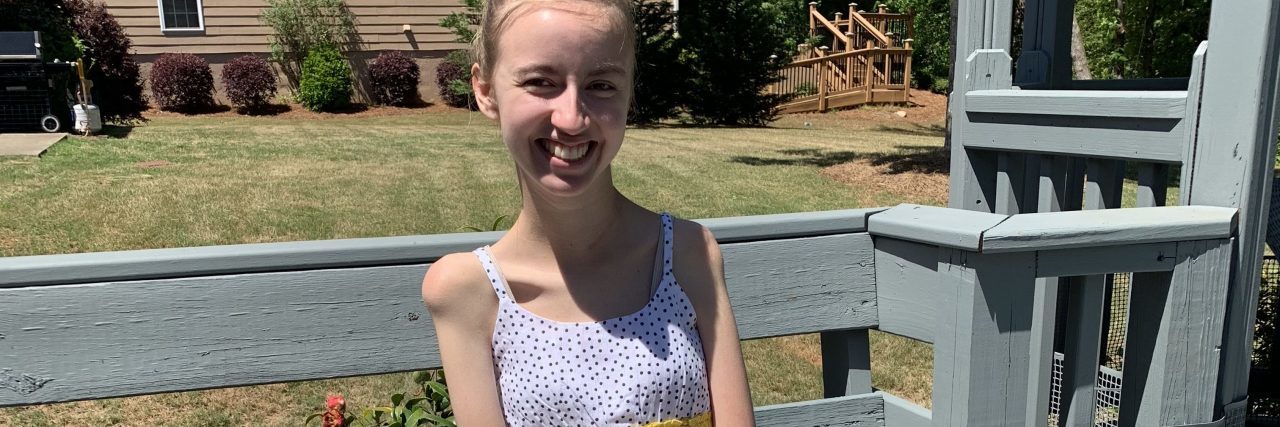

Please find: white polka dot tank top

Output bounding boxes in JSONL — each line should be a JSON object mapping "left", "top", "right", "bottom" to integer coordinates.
{"left": 472, "top": 213, "right": 712, "bottom": 426}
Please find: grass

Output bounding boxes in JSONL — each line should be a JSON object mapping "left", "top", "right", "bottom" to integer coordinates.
{"left": 0, "top": 108, "right": 944, "bottom": 425}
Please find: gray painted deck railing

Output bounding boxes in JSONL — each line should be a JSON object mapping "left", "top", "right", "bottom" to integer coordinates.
{"left": 0, "top": 205, "right": 1242, "bottom": 426}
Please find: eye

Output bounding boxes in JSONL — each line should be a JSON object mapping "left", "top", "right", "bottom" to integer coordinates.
{"left": 520, "top": 78, "right": 555, "bottom": 88}
{"left": 587, "top": 81, "right": 618, "bottom": 93}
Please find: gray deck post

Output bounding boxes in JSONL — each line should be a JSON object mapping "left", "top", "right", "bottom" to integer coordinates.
{"left": 931, "top": 249, "right": 1038, "bottom": 426}
{"left": 821, "top": 329, "right": 873, "bottom": 396}
{"left": 1182, "top": 1, "right": 1280, "bottom": 419}
{"left": 948, "top": 0, "right": 1014, "bottom": 213}
{"left": 1119, "top": 239, "right": 1233, "bottom": 426}
{"left": 1014, "top": 0, "right": 1074, "bottom": 88}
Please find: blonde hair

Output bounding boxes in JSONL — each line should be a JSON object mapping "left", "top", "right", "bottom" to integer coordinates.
{"left": 472, "top": 0, "right": 635, "bottom": 80}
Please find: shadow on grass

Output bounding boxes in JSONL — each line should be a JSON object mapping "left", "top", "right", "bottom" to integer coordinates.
{"left": 873, "top": 123, "right": 947, "bottom": 138}
{"left": 97, "top": 124, "right": 134, "bottom": 139}
{"left": 730, "top": 144, "right": 950, "bottom": 175}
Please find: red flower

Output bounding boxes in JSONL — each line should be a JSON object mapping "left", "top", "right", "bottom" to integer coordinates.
{"left": 322, "top": 394, "right": 346, "bottom": 427}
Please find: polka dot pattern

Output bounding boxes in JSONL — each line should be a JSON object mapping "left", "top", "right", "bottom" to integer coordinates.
{"left": 473, "top": 213, "right": 711, "bottom": 426}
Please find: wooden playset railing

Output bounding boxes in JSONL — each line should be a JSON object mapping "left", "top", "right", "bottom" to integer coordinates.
{"left": 769, "top": 3, "right": 914, "bottom": 113}
{"left": 0, "top": 203, "right": 1240, "bottom": 425}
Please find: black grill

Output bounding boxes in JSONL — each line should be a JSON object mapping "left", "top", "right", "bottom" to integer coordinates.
{"left": 0, "top": 31, "right": 61, "bottom": 132}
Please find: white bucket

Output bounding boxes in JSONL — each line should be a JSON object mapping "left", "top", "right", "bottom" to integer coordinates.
{"left": 73, "top": 104, "right": 103, "bottom": 134}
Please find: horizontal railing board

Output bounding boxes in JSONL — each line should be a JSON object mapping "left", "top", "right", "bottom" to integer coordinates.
{"left": 0, "top": 264, "right": 437, "bottom": 407}
{"left": 1034, "top": 242, "right": 1179, "bottom": 277}
{"left": 0, "top": 210, "right": 876, "bottom": 288}
{"left": 963, "top": 113, "right": 1187, "bottom": 163}
{"left": 0, "top": 233, "right": 877, "bottom": 406}
{"left": 966, "top": 89, "right": 1188, "bottom": 119}
{"left": 0, "top": 232, "right": 501, "bottom": 288}
{"left": 723, "top": 233, "right": 878, "bottom": 340}
{"left": 753, "top": 393, "right": 885, "bottom": 425}
{"left": 696, "top": 208, "right": 878, "bottom": 243}
{"left": 981, "top": 206, "right": 1238, "bottom": 253}
{"left": 880, "top": 392, "right": 931, "bottom": 427}
{"left": 867, "top": 204, "right": 1008, "bottom": 251}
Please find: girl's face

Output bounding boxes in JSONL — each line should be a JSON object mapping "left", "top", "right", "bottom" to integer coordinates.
{"left": 473, "top": 3, "right": 633, "bottom": 198}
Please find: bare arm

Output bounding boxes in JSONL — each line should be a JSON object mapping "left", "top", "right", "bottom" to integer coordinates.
{"left": 676, "top": 222, "right": 756, "bottom": 426}
{"left": 421, "top": 253, "right": 507, "bottom": 426}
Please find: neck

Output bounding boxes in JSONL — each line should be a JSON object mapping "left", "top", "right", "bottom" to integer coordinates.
{"left": 508, "top": 168, "right": 636, "bottom": 260}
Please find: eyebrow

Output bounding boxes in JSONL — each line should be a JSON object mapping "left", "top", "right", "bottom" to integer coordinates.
{"left": 588, "top": 62, "right": 627, "bottom": 77}
{"left": 510, "top": 63, "right": 627, "bottom": 77}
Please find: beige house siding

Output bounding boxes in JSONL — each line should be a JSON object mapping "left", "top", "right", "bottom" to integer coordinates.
{"left": 104, "top": 0, "right": 470, "bottom": 104}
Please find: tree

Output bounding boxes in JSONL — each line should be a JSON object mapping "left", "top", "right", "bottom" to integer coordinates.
{"left": 678, "top": 0, "right": 792, "bottom": 125}
{"left": 1074, "top": 0, "right": 1210, "bottom": 79}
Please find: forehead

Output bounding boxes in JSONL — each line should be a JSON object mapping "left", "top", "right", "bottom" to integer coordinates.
{"left": 494, "top": 3, "right": 632, "bottom": 73}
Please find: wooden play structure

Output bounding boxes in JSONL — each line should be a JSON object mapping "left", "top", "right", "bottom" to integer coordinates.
{"left": 2, "top": 0, "right": 1279, "bottom": 425}
{"left": 769, "top": 3, "right": 915, "bottom": 113}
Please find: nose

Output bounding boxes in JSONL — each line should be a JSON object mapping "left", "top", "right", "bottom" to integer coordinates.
{"left": 550, "top": 87, "right": 589, "bottom": 137}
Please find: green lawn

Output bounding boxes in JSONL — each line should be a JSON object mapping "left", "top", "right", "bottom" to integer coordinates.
{"left": 0, "top": 108, "right": 944, "bottom": 426}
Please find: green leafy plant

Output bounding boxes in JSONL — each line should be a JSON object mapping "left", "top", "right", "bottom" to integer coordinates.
{"left": 260, "top": 0, "right": 359, "bottom": 90}
{"left": 309, "top": 371, "right": 454, "bottom": 427}
{"left": 436, "top": 0, "right": 482, "bottom": 109}
{"left": 794, "top": 82, "right": 818, "bottom": 96}
{"left": 462, "top": 215, "right": 509, "bottom": 232}
{"left": 297, "top": 46, "right": 353, "bottom": 112}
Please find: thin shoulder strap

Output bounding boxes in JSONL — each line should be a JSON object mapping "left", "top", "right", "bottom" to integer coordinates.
{"left": 472, "top": 246, "right": 511, "bottom": 300}
{"left": 661, "top": 212, "right": 674, "bottom": 277}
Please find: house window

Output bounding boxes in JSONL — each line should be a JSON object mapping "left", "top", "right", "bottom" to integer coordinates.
{"left": 157, "top": 0, "right": 204, "bottom": 31}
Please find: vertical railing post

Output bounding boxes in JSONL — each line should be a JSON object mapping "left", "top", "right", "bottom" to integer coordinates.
{"left": 809, "top": 1, "right": 818, "bottom": 37}
{"left": 848, "top": 3, "right": 858, "bottom": 33}
{"left": 821, "top": 330, "right": 873, "bottom": 397}
{"left": 818, "top": 54, "right": 830, "bottom": 112}
{"left": 863, "top": 49, "right": 874, "bottom": 103}
{"left": 904, "top": 38, "right": 914, "bottom": 93}
{"left": 932, "top": 249, "right": 1039, "bottom": 425}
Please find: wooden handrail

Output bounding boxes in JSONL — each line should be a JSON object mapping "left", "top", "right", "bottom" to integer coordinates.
{"left": 847, "top": 10, "right": 891, "bottom": 45}
{"left": 811, "top": 9, "right": 852, "bottom": 46}
{"left": 782, "top": 47, "right": 911, "bottom": 69}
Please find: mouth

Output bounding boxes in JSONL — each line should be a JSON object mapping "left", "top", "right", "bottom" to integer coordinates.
{"left": 538, "top": 138, "right": 595, "bottom": 163}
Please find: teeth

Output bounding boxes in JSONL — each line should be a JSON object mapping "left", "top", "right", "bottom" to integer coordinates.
{"left": 544, "top": 140, "right": 589, "bottom": 161}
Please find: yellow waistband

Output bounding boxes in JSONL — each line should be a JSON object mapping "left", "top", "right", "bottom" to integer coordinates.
{"left": 639, "top": 412, "right": 712, "bottom": 427}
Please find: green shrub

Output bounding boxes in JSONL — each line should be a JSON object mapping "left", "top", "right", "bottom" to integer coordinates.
{"left": 297, "top": 47, "right": 352, "bottom": 111}
{"left": 260, "top": 0, "right": 358, "bottom": 89}
{"left": 436, "top": 0, "right": 481, "bottom": 109}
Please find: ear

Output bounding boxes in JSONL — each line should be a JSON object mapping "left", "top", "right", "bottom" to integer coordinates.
{"left": 471, "top": 63, "right": 499, "bottom": 119}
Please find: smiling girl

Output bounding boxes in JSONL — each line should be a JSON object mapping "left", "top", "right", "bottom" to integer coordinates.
{"left": 420, "top": 1, "right": 754, "bottom": 425}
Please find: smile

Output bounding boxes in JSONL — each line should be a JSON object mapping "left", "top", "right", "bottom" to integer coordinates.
{"left": 540, "top": 139, "right": 594, "bottom": 162}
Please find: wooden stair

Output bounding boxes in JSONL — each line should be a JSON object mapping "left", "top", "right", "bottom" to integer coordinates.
{"left": 768, "top": 3, "right": 915, "bottom": 113}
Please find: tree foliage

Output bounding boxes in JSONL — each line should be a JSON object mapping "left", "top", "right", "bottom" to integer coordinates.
{"left": 68, "top": 0, "right": 148, "bottom": 123}
{"left": 436, "top": 0, "right": 481, "bottom": 108}
{"left": 629, "top": 0, "right": 684, "bottom": 125}
{"left": 1074, "top": 0, "right": 1210, "bottom": 79}
{"left": 678, "top": 0, "right": 791, "bottom": 126}
{"left": 260, "top": 0, "right": 359, "bottom": 90}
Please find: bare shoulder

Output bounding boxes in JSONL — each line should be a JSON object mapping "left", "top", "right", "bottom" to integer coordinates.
{"left": 421, "top": 252, "right": 497, "bottom": 322}
{"left": 670, "top": 218, "right": 725, "bottom": 309}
